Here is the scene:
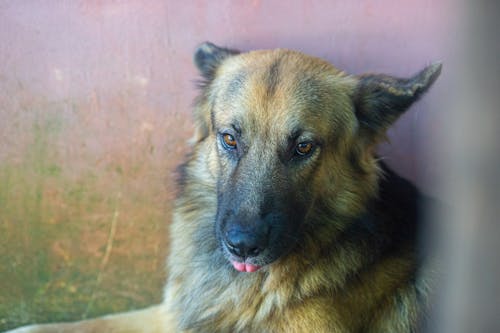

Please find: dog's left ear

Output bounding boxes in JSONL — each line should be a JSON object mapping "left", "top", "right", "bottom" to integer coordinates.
{"left": 354, "top": 62, "right": 442, "bottom": 142}
{"left": 194, "top": 42, "right": 240, "bottom": 81}
{"left": 192, "top": 42, "right": 240, "bottom": 142}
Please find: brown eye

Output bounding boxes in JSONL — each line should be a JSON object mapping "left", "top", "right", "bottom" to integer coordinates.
{"left": 295, "top": 142, "right": 314, "bottom": 156}
{"left": 222, "top": 133, "right": 237, "bottom": 150}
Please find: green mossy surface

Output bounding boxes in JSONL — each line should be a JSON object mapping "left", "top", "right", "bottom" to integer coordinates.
{"left": 0, "top": 112, "right": 168, "bottom": 331}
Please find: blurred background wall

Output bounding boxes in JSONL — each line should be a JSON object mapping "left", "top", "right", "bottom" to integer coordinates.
{"left": 0, "top": 1, "right": 457, "bottom": 330}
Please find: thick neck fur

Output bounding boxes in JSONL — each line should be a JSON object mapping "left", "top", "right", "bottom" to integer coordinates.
{"left": 164, "top": 139, "right": 420, "bottom": 332}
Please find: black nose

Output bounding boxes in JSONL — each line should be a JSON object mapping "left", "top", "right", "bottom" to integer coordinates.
{"left": 225, "top": 228, "right": 268, "bottom": 258}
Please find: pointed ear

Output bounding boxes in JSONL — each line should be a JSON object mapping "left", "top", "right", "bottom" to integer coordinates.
{"left": 353, "top": 62, "right": 442, "bottom": 141}
{"left": 194, "top": 42, "right": 240, "bottom": 81}
{"left": 191, "top": 42, "right": 240, "bottom": 142}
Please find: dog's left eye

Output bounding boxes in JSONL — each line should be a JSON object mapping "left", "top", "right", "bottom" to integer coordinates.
{"left": 295, "top": 142, "right": 314, "bottom": 156}
{"left": 221, "top": 133, "right": 237, "bottom": 150}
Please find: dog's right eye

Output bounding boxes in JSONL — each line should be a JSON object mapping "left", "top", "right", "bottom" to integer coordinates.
{"left": 221, "top": 133, "right": 237, "bottom": 150}
{"left": 295, "top": 142, "right": 314, "bottom": 156}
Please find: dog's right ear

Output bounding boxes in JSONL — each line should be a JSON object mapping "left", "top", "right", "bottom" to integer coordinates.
{"left": 353, "top": 63, "right": 442, "bottom": 144}
{"left": 194, "top": 42, "right": 240, "bottom": 81}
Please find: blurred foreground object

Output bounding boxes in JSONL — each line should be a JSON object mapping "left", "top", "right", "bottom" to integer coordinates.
{"left": 428, "top": 1, "right": 500, "bottom": 332}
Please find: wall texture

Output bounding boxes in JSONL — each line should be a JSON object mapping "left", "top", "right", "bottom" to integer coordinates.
{"left": 0, "top": 1, "right": 455, "bottom": 330}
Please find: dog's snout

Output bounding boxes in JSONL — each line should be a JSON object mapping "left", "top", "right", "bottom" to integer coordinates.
{"left": 225, "top": 226, "right": 268, "bottom": 258}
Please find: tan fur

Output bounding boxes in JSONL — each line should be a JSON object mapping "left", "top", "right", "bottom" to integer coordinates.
{"left": 7, "top": 44, "right": 440, "bottom": 333}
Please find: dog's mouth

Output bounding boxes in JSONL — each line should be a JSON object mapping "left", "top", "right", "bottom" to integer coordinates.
{"left": 224, "top": 244, "right": 266, "bottom": 273}
{"left": 230, "top": 260, "right": 262, "bottom": 273}
{"left": 222, "top": 239, "right": 290, "bottom": 273}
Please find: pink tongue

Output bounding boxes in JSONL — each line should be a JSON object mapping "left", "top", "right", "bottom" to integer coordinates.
{"left": 231, "top": 261, "right": 261, "bottom": 273}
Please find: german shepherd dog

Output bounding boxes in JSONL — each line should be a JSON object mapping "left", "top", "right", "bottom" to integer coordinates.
{"left": 9, "top": 42, "right": 441, "bottom": 333}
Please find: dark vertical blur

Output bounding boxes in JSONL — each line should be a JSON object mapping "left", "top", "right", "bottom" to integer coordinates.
{"left": 428, "top": 1, "right": 500, "bottom": 332}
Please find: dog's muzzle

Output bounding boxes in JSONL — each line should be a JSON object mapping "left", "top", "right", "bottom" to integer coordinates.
{"left": 222, "top": 223, "right": 269, "bottom": 272}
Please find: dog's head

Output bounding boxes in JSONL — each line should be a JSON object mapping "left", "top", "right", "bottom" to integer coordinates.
{"left": 192, "top": 42, "right": 441, "bottom": 273}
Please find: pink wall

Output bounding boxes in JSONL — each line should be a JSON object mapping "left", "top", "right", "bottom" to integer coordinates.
{"left": 0, "top": 1, "right": 458, "bottom": 328}
{"left": 0, "top": 1, "right": 455, "bottom": 194}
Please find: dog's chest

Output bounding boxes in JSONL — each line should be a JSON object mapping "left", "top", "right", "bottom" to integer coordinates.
{"left": 167, "top": 266, "right": 294, "bottom": 332}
